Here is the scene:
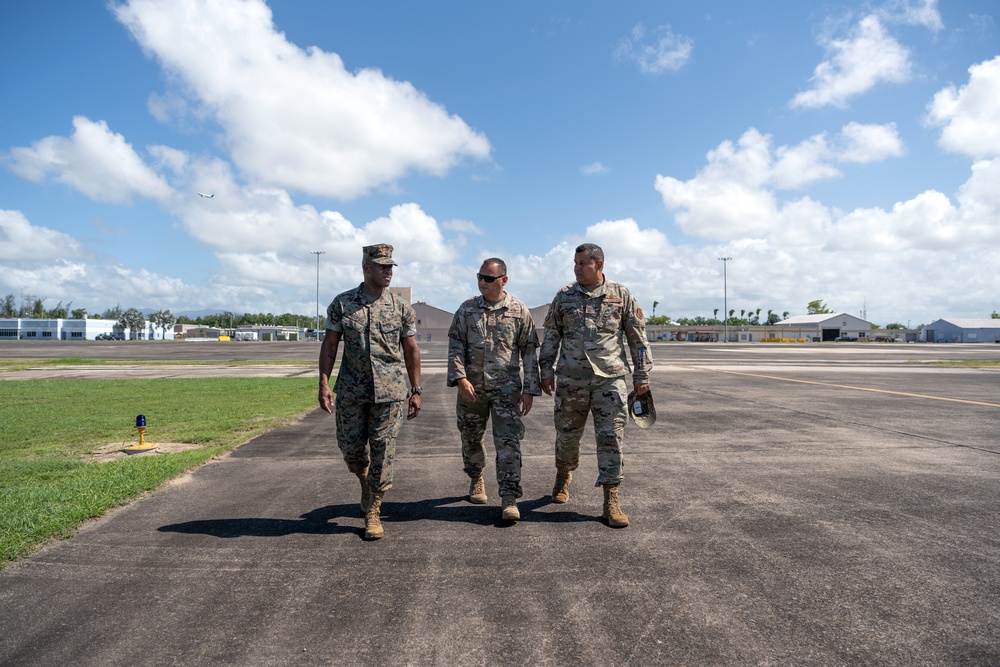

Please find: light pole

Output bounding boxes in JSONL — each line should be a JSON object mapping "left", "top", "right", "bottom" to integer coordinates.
{"left": 311, "top": 250, "right": 326, "bottom": 338}
{"left": 718, "top": 256, "right": 732, "bottom": 343}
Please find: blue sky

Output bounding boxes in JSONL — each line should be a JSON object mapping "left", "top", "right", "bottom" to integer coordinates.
{"left": 1, "top": 0, "right": 997, "bottom": 325}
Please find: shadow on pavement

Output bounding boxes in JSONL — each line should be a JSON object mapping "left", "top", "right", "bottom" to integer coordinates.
{"left": 156, "top": 495, "right": 603, "bottom": 539}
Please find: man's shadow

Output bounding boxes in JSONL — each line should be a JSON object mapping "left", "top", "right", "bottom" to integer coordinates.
{"left": 157, "top": 504, "right": 358, "bottom": 538}
{"left": 158, "top": 496, "right": 599, "bottom": 540}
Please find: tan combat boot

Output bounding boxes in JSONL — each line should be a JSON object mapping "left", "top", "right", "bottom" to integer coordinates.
{"left": 551, "top": 471, "right": 572, "bottom": 503}
{"left": 501, "top": 495, "right": 520, "bottom": 522}
{"left": 602, "top": 484, "right": 629, "bottom": 528}
{"left": 364, "top": 491, "right": 385, "bottom": 540}
{"left": 357, "top": 467, "right": 372, "bottom": 513}
{"left": 469, "top": 475, "right": 488, "bottom": 504}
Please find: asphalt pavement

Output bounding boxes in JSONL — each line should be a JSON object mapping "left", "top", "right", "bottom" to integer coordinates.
{"left": 1, "top": 342, "right": 998, "bottom": 666}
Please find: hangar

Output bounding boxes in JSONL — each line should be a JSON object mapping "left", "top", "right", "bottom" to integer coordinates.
{"left": 923, "top": 318, "right": 1000, "bottom": 343}
{"left": 773, "top": 313, "right": 873, "bottom": 341}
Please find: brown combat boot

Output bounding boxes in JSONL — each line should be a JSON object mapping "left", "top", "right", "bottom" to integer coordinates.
{"left": 501, "top": 495, "right": 520, "bottom": 522}
{"left": 357, "top": 467, "right": 372, "bottom": 514}
{"left": 602, "top": 484, "right": 629, "bottom": 528}
{"left": 364, "top": 491, "right": 385, "bottom": 540}
{"left": 551, "top": 471, "right": 572, "bottom": 503}
{"left": 469, "top": 475, "right": 488, "bottom": 504}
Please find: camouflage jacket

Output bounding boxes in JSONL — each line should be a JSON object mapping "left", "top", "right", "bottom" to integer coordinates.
{"left": 538, "top": 278, "right": 652, "bottom": 384}
{"left": 447, "top": 293, "right": 541, "bottom": 396}
{"left": 326, "top": 284, "right": 416, "bottom": 402}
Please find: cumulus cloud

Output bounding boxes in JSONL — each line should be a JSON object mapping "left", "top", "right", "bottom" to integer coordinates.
{"left": 834, "top": 121, "right": 905, "bottom": 162}
{"left": 112, "top": 0, "right": 490, "bottom": 199}
{"left": 0, "top": 210, "right": 84, "bottom": 262}
{"left": 615, "top": 23, "right": 693, "bottom": 74}
{"left": 654, "top": 124, "right": 904, "bottom": 239}
{"left": 4, "top": 116, "right": 173, "bottom": 203}
{"left": 581, "top": 161, "right": 610, "bottom": 175}
{"left": 791, "top": 15, "right": 911, "bottom": 109}
{"left": 926, "top": 56, "right": 1000, "bottom": 159}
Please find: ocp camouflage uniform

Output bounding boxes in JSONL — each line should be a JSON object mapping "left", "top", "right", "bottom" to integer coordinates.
{"left": 327, "top": 284, "right": 416, "bottom": 493}
{"left": 448, "top": 293, "right": 540, "bottom": 498}
{"left": 538, "top": 278, "right": 652, "bottom": 486}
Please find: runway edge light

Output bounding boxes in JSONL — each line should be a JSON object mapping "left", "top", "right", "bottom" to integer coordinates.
{"left": 123, "top": 413, "right": 158, "bottom": 454}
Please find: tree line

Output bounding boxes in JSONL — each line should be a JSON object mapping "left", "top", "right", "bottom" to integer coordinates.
{"left": 645, "top": 299, "right": 939, "bottom": 330}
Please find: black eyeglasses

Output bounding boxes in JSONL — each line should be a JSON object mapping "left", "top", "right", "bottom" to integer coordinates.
{"left": 477, "top": 273, "right": 505, "bottom": 283}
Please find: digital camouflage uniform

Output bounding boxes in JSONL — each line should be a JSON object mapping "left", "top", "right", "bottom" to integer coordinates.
{"left": 448, "top": 293, "right": 540, "bottom": 498}
{"left": 326, "top": 284, "right": 416, "bottom": 493}
{"left": 538, "top": 278, "right": 652, "bottom": 486}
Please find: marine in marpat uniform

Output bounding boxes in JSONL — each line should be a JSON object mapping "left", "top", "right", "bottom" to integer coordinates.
{"left": 448, "top": 258, "right": 540, "bottom": 522}
{"left": 318, "top": 243, "right": 422, "bottom": 540}
{"left": 538, "top": 243, "right": 652, "bottom": 528}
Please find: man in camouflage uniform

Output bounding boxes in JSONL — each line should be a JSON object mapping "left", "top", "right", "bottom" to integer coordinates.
{"left": 319, "top": 244, "right": 422, "bottom": 540}
{"left": 448, "top": 258, "right": 540, "bottom": 522}
{"left": 539, "top": 243, "right": 652, "bottom": 528}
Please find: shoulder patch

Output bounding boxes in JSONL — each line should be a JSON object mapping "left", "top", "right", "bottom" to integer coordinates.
{"left": 637, "top": 307, "right": 644, "bottom": 319}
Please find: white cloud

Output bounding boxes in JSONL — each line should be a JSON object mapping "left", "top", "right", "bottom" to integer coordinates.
{"left": 581, "top": 161, "right": 610, "bottom": 175}
{"left": 442, "top": 219, "right": 484, "bottom": 235}
{"left": 655, "top": 124, "right": 904, "bottom": 239}
{"left": 834, "top": 121, "right": 905, "bottom": 162}
{"left": 877, "top": 0, "right": 943, "bottom": 31}
{"left": 791, "top": 15, "right": 911, "bottom": 109}
{"left": 643, "top": 113, "right": 1000, "bottom": 323}
{"left": 0, "top": 210, "right": 84, "bottom": 262}
{"left": 113, "top": 0, "right": 490, "bottom": 200}
{"left": 5, "top": 116, "right": 173, "bottom": 203}
{"left": 615, "top": 23, "right": 693, "bottom": 75}
{"left": 926, "top": 56, "right": 1000, "bottom": 159}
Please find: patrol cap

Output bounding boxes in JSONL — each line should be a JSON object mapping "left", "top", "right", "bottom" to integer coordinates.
{"left": 627, "top": 389, "right": 656, "bottom": 428}
{"left": 363, "top": 243, "right": 397, "bottom": 266}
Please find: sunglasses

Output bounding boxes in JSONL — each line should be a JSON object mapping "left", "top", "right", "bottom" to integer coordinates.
{"left": 477, "top": 273, "right": 505, "bottom": 283}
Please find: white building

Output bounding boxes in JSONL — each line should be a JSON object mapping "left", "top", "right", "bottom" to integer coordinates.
{"left": 773, "top": 313, "right": 873, "bottom": 341}
{"left": 0, "top": 318, "right": 137, "bottom": 341}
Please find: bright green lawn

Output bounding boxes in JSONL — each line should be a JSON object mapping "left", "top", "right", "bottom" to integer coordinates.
{"left": 0, "top": 377, "right": 317, "bottom": 567}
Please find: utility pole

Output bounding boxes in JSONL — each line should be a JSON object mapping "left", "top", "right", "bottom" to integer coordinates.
{"left": 718, "top": 256, "right": 732, "bottom": 343}
{"left": 310, "top": 250, "right": 326, "bottom": 338}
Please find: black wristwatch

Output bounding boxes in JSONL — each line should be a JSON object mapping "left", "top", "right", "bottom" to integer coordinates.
{"left": 409, "top": 386, "right": 423, "bottom": 396}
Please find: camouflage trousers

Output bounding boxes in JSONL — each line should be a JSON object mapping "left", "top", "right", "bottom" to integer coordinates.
{"left": 335, "top": 398, "right": 404, "bottom": 493}
{"left": 553, "top": 375, "right": 627, "bottom": 486}
{"left": 456, "top": 390, "right": 524, "bottom": 498}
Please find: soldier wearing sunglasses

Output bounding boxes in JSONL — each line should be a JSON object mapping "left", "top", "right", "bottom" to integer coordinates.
{"left": 447, "top": 258, "right": 540, "bottom": 522}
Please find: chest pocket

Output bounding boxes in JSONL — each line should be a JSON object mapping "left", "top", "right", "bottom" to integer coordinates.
{"left": 493, "top": 313, "right": 518, "bottom": 348}
{"left": 599, "top": 296, "right": 624, "bottom": 330}
{"left": 562, "top": 302, "right": 586, "bottom": 329}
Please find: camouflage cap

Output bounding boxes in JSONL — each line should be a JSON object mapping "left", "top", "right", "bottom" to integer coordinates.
{"left": 627, "top": 389, "right": 656, "bottom": 428}
{"left": 363, "top": 243, "right": 397, "bottom": 266}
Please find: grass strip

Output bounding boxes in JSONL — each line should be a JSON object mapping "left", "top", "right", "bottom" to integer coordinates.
{"left": 0, "top": 358, "right": 315, "bottom": 372}
{"left": 0, "top": 377, "right": 317, "bottom": 567}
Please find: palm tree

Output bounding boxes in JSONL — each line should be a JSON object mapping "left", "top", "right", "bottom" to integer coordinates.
{"left": 652, "top": 300, "right": 659, "bottom": 318}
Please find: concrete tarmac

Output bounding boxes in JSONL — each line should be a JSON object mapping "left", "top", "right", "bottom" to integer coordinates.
{"left": 1, "top": 342, "right": 998, "bottom": 665}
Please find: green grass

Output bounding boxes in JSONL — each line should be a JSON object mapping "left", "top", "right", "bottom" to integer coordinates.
{"left": 909, "top": 359, "right": 1000, "bottom": 367}
{"left": 0, "top": 377, "right": 317, "bottom": 567}
{"left": 0, "top": 357, "right": 314, "bottom": 372}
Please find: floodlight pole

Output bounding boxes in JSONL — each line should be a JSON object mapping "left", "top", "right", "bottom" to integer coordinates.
{"left": 718, "top": 256, "right": 732, "bottom": 343}
{"left": 311, "top": 250, "right": 326, "bottom": 337}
